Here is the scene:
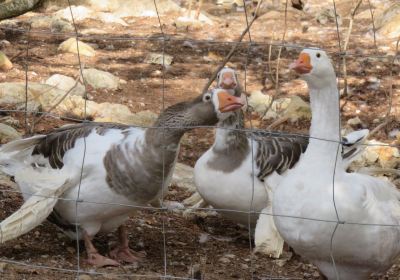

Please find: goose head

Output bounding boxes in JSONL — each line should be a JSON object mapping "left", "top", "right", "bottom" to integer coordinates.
{"left": 209, "top": 88, "right": 245, "bottom": 122}
{"left": 216, "top": 67, "right": 239, "bottom": 95}
{"left": 290, "top": 48, "right": 336, "bottom": 89}
{"left": 159, "top": 89, "right": 244, "bottom": 129}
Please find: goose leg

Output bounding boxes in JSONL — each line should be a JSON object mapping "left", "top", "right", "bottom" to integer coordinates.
{"left": 109, "top": 225, "right": 144, "bottom": 264}
{"left": 83, "top": 231, "right": 120, "bottom": 267}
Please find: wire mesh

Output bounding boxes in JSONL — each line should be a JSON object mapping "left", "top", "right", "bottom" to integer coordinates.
{"left": 0, "top": 0, "right": 399, "bottom": 279}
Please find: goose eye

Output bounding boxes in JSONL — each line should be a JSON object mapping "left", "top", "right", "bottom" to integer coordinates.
{"left": 316, "top": 53, "right": 321, "bottom": 58}
{"left": 203, "top": 93, "right": 212, "bottom": 102}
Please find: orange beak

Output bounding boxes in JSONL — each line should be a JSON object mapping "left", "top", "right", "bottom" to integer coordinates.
{"left": 290, "top": 52, "right": 312, "bottom": 74}
{"left": 217, "top": 91, "right": 244, "bottom": 112}
{"left": 220, "top": 72, "right": 237, "bottom": 89}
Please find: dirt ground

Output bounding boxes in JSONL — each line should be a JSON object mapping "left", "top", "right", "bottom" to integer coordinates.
{"left": 0, "top": 1, "right": 399, "bottom": 279}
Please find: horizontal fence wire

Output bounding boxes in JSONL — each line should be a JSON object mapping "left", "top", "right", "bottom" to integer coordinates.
{"left": 0, "top": 0, "right": 399, "bottom": 279}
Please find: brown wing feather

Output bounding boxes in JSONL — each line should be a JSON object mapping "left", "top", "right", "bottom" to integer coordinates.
{"left": 250, "top": 131, "right": 309, "bottom": 181}
{"left": 31, "top": 122, "right": 130, "bottom": 169}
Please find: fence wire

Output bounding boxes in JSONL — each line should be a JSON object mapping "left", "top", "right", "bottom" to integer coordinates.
{"left": 0, "top": 0, "right": 399, "bottom": 279}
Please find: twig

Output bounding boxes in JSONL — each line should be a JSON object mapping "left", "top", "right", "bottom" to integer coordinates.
{"left": 368, "top": 35, "right": 400, "bottom": 138}
{"left": 366, "top": 0, "right": 377, "bottom": 49}
{"left": 201, "top": 0, "right": 264, "bottom": 94}
{"left": 267, "top": 116, "right": 289, "bottom": 129}
{"left": 341, "top": 0, "right": 362, "bottom": 97}
{"left": 261, "top": 0, "right": 288, "bottom": 119}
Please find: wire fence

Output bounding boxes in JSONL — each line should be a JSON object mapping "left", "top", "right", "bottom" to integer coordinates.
{"left": 0, "top": 0, "right": 399, "bottom": 279}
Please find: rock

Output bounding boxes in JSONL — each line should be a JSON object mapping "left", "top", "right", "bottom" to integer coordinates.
{"left": 164, "top": 201, "right": 185, "bottom": 212}
{"left": 171, "top": 163, "right": 196, "bottom": 192}
{"left": 316, "top": 8, "right": 342, "bottom": 25}
{"left": 0, "top": 51, "right": 12, "bottom": 71}
{"left": 198, "top": 233, "right": 209, "bottom": 244}
{"left": 0, "top": 116, "right": 19, "bottom": 127}
{"left": 366, "top": 76, "right": 380, "bottom": 90}
{"left": 58, "top": 38, "right": 96, "bottom": 57}
{"left": 51, "top": 18, "right": 74, "bottom": 33}
{"left": 0, "top": 262, "right": 7, "bottom": 273}
{"left": 248, "top": 90, "right": 272, "bottom": 116}
{"left": 0, "top": 40, "right": 11, "bottom": 48}
{"left": 281, "top": 96, "right": 311, "bottom": 121}
{"left": 78, "top": 275, "right": 92, "bottom": 280}
{"left": 347, "top": 116, "right": 362, "bottom": 127}
{"left": 249, "top": 92, "right": 310, "bottom": 122}
{"left": 218, "top": 257, "right": 230, "bottom": 264}
{"left": 97, "top": 12, "right": 128, "bottom": 26}
{"left": 352, "top": 140, "right": 400, "bottom": 169}
{"left": 82, "top": 68, "right": 119, "bottom": 90}
{"left": 144, "top": 53, "right": 173, "bottom": 66}
{"left": 55, "top": 5, "right": 93, "bottom": 22}
{"left": 0, "top": 123, "right": 21, "bottom": 143}
{"left": 29, "top": 15, "right": 73, "bottom": 32}
{"left": 0, "top": 82, "right": 38, "bottom": 104}
{"left": 375, "top": 3, "right": 400, "bottom": 38}
{"left": 45, "top": 74, "right": 85, "bottom": 96}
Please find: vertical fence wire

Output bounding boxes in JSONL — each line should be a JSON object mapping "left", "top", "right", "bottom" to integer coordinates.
{"left": 153, "top": 0, "right": 168, "bottom": 277}
{"left": 66, "top": 0, "right": 89, "bottom": 277}
{"left": 242, "top": 1, "right": 256, "bottom": 279}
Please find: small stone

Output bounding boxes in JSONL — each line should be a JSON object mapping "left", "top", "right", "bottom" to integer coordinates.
{"left": 0, "top": 40, "right": 11, "bottom": 48}
{"left": 218, "top": 257, "right": 230, "bottom": 264}
{"left": 144, "top": 53, "right": 173, "bottom": 65}
{"left": 78, "top": 275, "right": 92, "bottom": 280}
{"left": 0, "top": 123, "right": 21, "bottom": 143}
{"left": 0, "top": 51, "right": 12, "bottom": 71}
{"left": 347, "top": 116, "right": 362, "bottom": 126}
{"left": 0, "top": 262, "right": 7, "bottom": 272}
{"left": 66, "top": 247, "right": 75, "bottom": 254}
{"left": 13, "top": 244, "right": 22, "bottom": 250}
{"left": 198, "top": 233, "right": 209, "bottom": 244}
{"left": 58, "top": 38, "right": 96, "bottom": 57}
{"left": 0, "top": 116, "right": 19, "bottom": 127}
{"left": 34, "top": 231, "right": 40, "bottom": 237}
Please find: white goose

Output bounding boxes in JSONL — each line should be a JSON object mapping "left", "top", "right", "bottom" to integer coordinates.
{"left": 0, "top": 89, "right": 244, "bottom": 267}
{"left": 194, "top": 68, "right": 368, "bottom": 258}
{"left": 272, "top": 49, "right": 400, "bottom": 279}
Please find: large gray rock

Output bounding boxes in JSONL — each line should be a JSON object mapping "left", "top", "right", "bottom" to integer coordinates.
{"left": 82, "top": 68, "right": 119, "bottom": 90}
{"left": 45, "top": 74, "right": 85, "bottom": 97}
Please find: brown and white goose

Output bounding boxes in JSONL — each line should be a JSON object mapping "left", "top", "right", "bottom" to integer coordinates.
{"left": 194, "top": 67, "right": 369, "bottom": 258}
{"left": 272, "top": 49, "right": 400, "bottom": 279}
{"left": 0, "top": 89, "right": 244, "bottom": 267}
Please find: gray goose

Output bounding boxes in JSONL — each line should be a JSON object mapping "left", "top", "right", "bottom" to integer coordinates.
{"left": 0, "top": 89, "right": 244, "bottom": 267}
{"left": 194, "top": 68, "right": 368, "bottom": 258}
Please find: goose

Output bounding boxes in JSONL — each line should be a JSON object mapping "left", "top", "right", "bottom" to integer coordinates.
{"left": 272, "top": 49, "right": 400, "bottom": 279}
{"left": 193, "top": 68, "right": 368, "bottom": 258}
{"left": 0, "top": 89, "right": 244, "bottom": 267}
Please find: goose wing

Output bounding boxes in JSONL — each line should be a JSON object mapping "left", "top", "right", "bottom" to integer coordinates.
{"left": 31, "top": 122, "right": 130, "bottom": 169}
{"left": 250, "top": 131, "right": 308, "bottom": 181}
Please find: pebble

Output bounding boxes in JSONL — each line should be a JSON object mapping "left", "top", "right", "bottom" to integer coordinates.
{"left": 0, "top": 262, "right": 7, "bottom": 273}
{"left": 218, "top": 257, "right": 230, "bottom": 264}
{"left": 78, "top": 275, "right": 92, "bottom": 280}
{"left": 198, "top": 233, "right": 209, "bottom": 244}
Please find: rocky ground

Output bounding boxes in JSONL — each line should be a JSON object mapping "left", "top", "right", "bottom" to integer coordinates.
{"left": 0, "top": 0, "right": 399, "bottom": 279}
